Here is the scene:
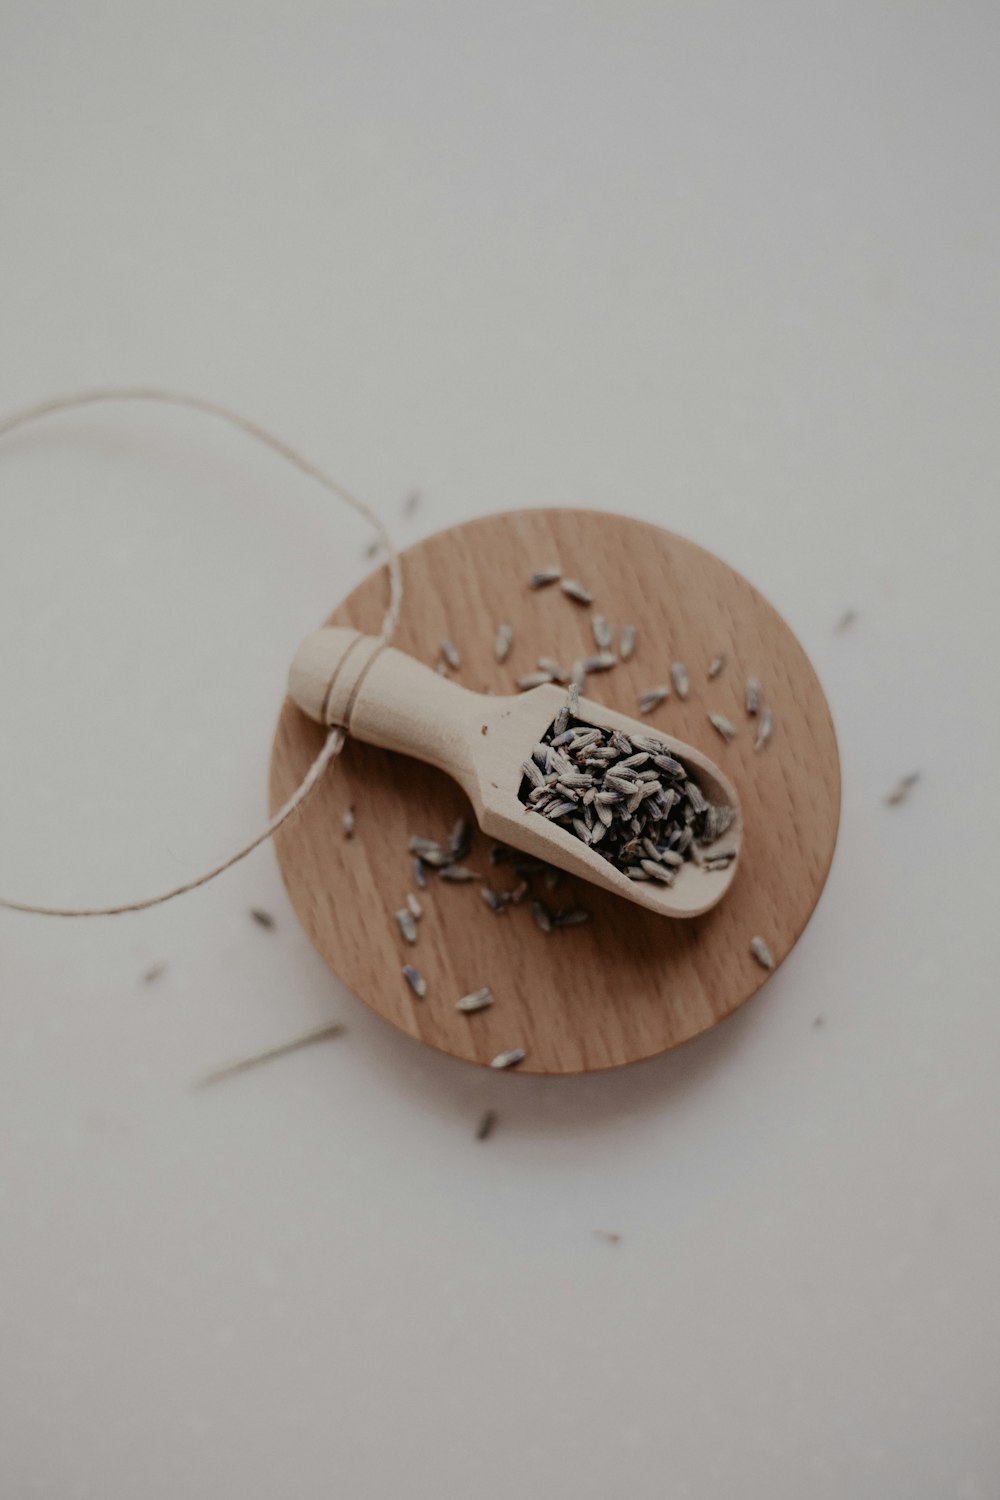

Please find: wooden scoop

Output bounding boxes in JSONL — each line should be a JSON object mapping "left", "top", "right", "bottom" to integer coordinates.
{"left": 288, "top": 628, "right": 742, "bottom": 917}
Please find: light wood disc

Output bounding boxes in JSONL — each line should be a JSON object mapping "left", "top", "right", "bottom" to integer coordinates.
{"left": 270, "top": 509, "right": 840, "bottom": 1075}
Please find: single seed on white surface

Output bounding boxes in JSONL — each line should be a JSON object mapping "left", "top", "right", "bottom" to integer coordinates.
{"left": 885, "top": 772, "right": 919, "bottom": 806}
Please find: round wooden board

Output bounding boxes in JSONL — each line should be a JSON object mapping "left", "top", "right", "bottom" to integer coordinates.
{"left": 270, "top": 509, "right": 840, "bottom": 1075}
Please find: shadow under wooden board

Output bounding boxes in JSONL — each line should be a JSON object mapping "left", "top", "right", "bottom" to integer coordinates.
{"left": 270, "top": 509, "right": 840, "bottom": 1076}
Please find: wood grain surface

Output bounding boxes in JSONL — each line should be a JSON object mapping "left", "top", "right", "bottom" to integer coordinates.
{"left": 270, "top": 509, "right": 840, "bottom": 1075}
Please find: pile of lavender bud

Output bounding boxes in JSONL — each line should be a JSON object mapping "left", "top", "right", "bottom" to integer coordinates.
{"left": 519, "top": 707, "right": 736, "bottom": 884}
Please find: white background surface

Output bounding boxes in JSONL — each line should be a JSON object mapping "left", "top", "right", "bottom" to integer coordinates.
{"left": 1, "top": 4, "right": 998, "bottom": 1496}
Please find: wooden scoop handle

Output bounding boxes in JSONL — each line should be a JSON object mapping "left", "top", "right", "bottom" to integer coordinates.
{"left": 288, "top": 627, "right": 745, "bottom": 920}
{"left": 288, "top": 628, "right": 485, "bottom": 787}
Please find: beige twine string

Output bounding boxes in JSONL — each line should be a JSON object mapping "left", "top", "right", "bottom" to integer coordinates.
{"left": 0, "top": 387, "right": 403, "bottom": 918}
